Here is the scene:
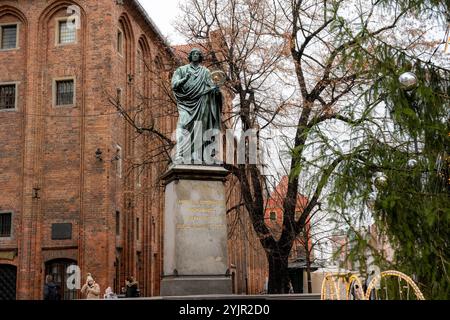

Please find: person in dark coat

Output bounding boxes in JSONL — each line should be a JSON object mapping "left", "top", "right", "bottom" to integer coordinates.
{"left": 125, "top": 276, "right": 140, "bottom": 298}
{"left": 44, "top": 275, "right": 61, "bottom": 300}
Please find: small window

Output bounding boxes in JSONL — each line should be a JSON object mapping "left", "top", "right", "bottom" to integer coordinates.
{"left": 58, "top": 20, "right": 76, "bottom": 44}
{"left": 116, "top": 211, "right": 120, "bottom": 236}
{"left": 0, "top": 213, "right": 12, "bottom": 238}
{"left": 151, "top": 216, "right": 156, "bottom": 244}
{"left": 117, "top": 29, "right": 123, "bottom": 55}
{"left": 270, "top": 212, "right": 277, "bottom": 221}
{"left": 55, "top": 79, "right": 74, "bottom": 106}
{"left": 116, "top": 88, "right": 122, "bottom": 106}
{"left": 1, "top": 24, "right": 18, "bottom": 49}
{"left": 0, "top": 84, "right": 17, "bottom": 110}
{"left": 136, "top": 218, "right": 140, "bottom": 241}
{"left": 137, "top": 49, "right": 143, "bottom": 75}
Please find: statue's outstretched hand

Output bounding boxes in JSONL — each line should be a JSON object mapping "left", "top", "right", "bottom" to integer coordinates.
{"left": 184, "top": 71, "right": 192, "bottom": 82}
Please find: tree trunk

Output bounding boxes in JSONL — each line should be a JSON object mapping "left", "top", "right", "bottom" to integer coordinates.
{"left": 306, "top": 253, "right": 313, "bottom": 294}
{"left": 267, "top": 250, "right": 290, "bottom": 294}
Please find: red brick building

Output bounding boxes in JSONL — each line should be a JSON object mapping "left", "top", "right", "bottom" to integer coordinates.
{"left": 0, "top": 0, "right": 177, "bottom": 300}
{"left": 265, "top": 176, "right": 316, "bottom": 293}
{"left": 265, "top": 176, "right": 310, "bottom": 248}
{"left": 0, "top": 0, "right": 270, "bottom": 300}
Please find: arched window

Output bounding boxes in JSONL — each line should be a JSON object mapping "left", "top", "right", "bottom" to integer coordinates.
{"left": 45, "top": 259, "right": 77, "bottom": 300}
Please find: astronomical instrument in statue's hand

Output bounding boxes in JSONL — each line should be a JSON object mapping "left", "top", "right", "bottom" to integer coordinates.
{"left": 211, "top": 70, "right": 227, "bottom": 87}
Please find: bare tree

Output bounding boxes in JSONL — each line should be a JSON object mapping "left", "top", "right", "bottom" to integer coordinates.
{"left": 107, "top": 0, "right": 446, "bottom": 295}
{"left": 174, "top": 0, "right": 430, "bottom": 294}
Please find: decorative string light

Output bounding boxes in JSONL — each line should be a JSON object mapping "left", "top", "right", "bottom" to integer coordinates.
{"left": 320, "top": 270, "right": 425, "bottom": 300}
{"left": 364, "top": 270, "right": 425, "bottom": 300}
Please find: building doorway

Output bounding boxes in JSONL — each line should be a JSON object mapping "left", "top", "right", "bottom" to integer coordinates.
{"left": 0, "top": 264, "right": 17, "bottom": 300}
{"left": 45, "top": 259, "right": 78, "bottom": 300}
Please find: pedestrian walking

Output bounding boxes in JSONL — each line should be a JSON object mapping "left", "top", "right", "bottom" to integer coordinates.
{"left": 81, "top": 273, "right": 101, "bottom": 300}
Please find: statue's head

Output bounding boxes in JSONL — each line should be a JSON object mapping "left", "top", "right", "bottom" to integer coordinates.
{"left": 188, "top": 48, "right": 204, "bottom": 63}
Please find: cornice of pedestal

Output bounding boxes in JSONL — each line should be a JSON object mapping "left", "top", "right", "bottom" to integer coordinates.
{"left": 162, "top": 164, "right": 229, "bottom": 185}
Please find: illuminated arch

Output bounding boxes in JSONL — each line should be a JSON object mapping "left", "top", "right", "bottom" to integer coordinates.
{"left": 321, "top": 273, "right": 339, "bottom": 300}
{"left": 365, "top": 270, "right": 425, "bottom": 300}
{"left": 346, "top": 274, "right": 365, "bottom": 300}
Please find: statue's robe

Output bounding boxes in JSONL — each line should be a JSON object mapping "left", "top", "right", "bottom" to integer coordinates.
{"left": 172, "top": 64, "right": 222, "bottom": 162}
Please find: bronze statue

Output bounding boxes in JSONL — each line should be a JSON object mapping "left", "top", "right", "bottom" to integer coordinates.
{"left": 172, "top": 48, "right": 223, "bottom": 164}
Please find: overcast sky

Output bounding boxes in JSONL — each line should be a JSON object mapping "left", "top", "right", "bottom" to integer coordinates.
{"left": 139, "top": 0, "right": 186, "bottom": 45}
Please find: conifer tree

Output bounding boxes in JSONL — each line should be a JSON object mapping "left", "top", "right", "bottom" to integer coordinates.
{"left": 329, "top": 0, "right": 449, "bottom": 299}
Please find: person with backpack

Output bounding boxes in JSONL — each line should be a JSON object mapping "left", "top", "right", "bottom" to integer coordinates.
{"left": 44, "top": 275, "right": 60, "bottom": 300}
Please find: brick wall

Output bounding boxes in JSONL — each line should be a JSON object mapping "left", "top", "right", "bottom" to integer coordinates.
{"left": 0, "top": 0, "right": 174, "bottom": 299}
{"left": 0, "top": 0, "right": 267, "bottom": 300}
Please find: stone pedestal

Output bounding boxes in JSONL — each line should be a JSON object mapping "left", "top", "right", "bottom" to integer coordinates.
{"left": 160, "top": 165, "right": 232, "bottom": 296}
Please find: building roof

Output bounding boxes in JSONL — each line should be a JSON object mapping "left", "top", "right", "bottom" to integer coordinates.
{"left": 130, "top": 0, "right": 174, "bottom": 56}
{"left": 131, "top": 0, "right": 164, "bottom": 40}
{"left": 288, "top": 258, "right": 322, "bottom": 270}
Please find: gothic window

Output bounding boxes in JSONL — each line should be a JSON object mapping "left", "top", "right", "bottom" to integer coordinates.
{"left": 117, "top": 29, "right": 123, "bottom": 55}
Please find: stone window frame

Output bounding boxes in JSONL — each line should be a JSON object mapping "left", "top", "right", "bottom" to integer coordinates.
{"left": 0, "top": 22, "right": 20, "bottom": 51}
{"left": 52, "top": 76, "right": 76, "bottom": 108}
{"left": 55, "top": 17, "right": 78, "bottom": 46}
{"left": 117, "top": 28, "right": 124, "bottom": 56}
{"left": 0, "top": 81, "right": 19, "bottom": 112}
{"left": 0, "top": 211, "right": 14, "bottom": 241}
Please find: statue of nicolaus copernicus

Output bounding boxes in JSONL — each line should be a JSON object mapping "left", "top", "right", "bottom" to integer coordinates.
{"left": 172, "top": 48, "right": 222, "bottom": 164}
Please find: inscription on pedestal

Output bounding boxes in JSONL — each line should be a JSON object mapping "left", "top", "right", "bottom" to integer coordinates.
{"left": 176, "top": 200, "right": 226, "bottom": 230}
